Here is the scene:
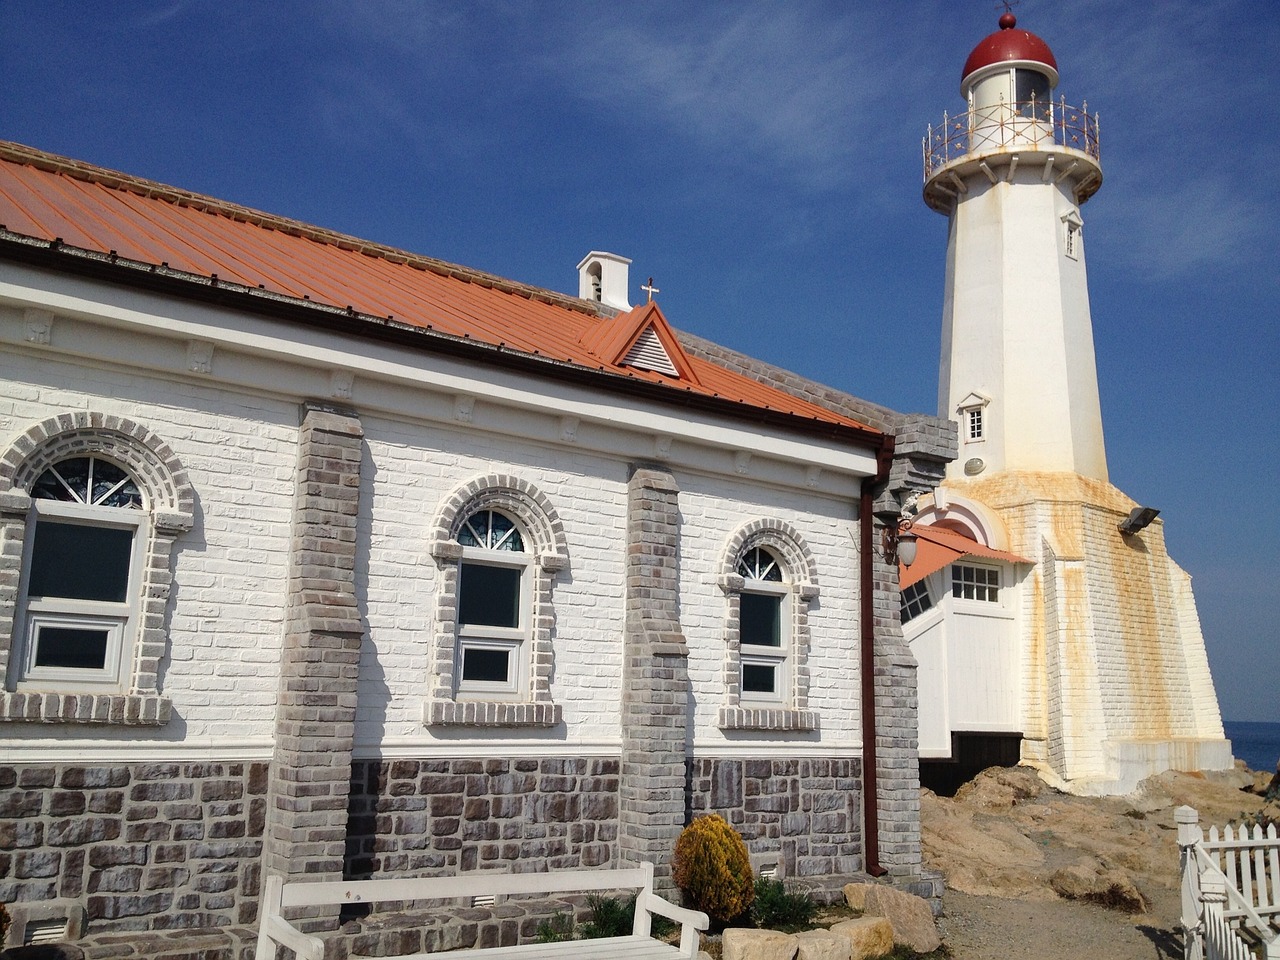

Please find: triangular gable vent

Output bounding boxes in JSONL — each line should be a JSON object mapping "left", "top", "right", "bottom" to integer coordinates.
{"left": 622, "top": 326, "right": 679, "bottom": 377}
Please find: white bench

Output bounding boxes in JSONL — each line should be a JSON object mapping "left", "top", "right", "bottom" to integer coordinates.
{"left": 255, "top": 861, "right": 709, "bottom": 960}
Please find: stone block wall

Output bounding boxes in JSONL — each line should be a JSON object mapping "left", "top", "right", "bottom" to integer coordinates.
{"left": 344, "top": 758, "right": 620, "bottom": 880}
{"left": 687, "top": 757, "right": 863, "bottom": 886}
{"left": 0, "top": 761, "right": 267, "bottom": 933}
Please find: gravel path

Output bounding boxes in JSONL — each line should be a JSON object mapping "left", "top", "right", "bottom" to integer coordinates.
{"left": 939, "top": 886, "right": 1184, "bottom": 960}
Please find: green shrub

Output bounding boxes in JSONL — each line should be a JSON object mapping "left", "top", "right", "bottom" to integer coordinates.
{"left": 0, "top": 902, "right": 9, "bottom": 946}
{"left": 534, "top": 911, "right": 576, "bottom": 943}
{"left": 579, "top": 894, "right": 635, "bottom": 939}
{"left": 750, "top": 876, "right": 817, "bottom": 932}
{"left": 671, "top": 814, "right": 755, "bottom": 926}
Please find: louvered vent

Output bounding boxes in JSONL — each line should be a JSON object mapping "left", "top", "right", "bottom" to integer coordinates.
{"left": 622, "top": 327, "right": 678, "bottom": 377}
{"left": 25, "top": 919, "right": 68, "bottom": 946}
{"left": 472, "top": 894, "right": 497, "bottom": 908}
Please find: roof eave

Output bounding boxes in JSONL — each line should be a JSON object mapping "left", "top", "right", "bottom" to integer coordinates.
{"left": 0, "top": 232, "right": 887, "bottom": 451}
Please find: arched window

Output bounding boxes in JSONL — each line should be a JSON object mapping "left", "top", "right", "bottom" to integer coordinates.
{"left": 718, "top": 521, "right": 819, "bottom": 732}
{"left": 19, "top": 457, "right": 145, "bottom": 687}
{"left": 0, "top": 413, "right": 194, "bottom": 724}
{"left": 426, "top": 476, "right": 568, "bottom": 727}
{"left": 737, "top": 547, "right": 788, "bottom": 701}
{"left": 454, "top": 508, "right": 531, "bottom": 698}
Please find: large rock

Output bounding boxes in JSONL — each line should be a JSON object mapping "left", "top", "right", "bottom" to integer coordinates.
{"left": 842, "top": 882, "right": 870, "bottom": 912}
{"left": 794, "top": 929, "right": 851, "bottom": 960}
{"left": 721, "top": 927, "right": 799, "bottom": 960}
{"left": 1049, "top": 859, "right": 1149, "bottom": 913}
{"left": 828, "top": 917, "right": 893, "bottom": 959}
{"left": 862, "top": 885, "right": 942, "bottom": 954}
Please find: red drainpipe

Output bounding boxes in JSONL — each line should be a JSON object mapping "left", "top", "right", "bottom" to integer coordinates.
{"left": 860, "top": 434, "right": 895, "bottom": 878}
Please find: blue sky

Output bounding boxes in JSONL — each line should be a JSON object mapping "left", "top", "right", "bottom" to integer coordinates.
{"left": 3, "top": 1, "right": 1277, "bottom": 723}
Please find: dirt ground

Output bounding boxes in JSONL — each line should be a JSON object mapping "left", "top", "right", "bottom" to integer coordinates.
{"left": 924, "top": 763, "right": 1279, "bottom": 960}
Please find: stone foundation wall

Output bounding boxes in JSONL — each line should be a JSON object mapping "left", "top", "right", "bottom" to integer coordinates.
{"left": 344, "top": 758, "right": 620, "bottom": 879}
{"left": 686, "top": 757, "right": 863, "bottom": 883}
{"left": 0, "top": 761, "right": 267, "bottom": 934}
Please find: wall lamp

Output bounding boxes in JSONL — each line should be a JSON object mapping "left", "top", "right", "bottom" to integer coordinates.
{"left": 882, "top": 518, "right": 918, "bottom": 567}
{"left": 1118, "top": 506, "right": 1160, "bottom": 535}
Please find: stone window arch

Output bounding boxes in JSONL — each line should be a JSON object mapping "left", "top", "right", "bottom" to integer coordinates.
{"left": 717, "top": 519, "right": 819, "bottom": 732}
{"left": 0, "top": 413, "right": 194, "bottom": 725}
{"left": 425, "top": 475, "right": 567, "bottom": 727}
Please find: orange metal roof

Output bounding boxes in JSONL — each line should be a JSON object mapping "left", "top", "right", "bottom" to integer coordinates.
{"left": 899, "top": 523, "right": 1030, "bottom": 589}
{"left": 0, "top": 141, "right": 881, "bottom": 443}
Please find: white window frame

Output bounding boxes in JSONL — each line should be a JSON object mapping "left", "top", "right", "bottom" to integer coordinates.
{"left": 455, "top": 547, "right": 533, "bottom": 701}
{"left": 14, "top": 495, "right": 145, "bottom": 694}
{"left": 716, "top": 522, "right": 819, "bottom": 732}
{"left": 956, "top": 392, "right": 990, "bottom": 447}
{"left": 951, "top": 563, "right": 1002, "bottom": 605}
{"left": 738, "top": 577, "right": 790, "bottom": 706}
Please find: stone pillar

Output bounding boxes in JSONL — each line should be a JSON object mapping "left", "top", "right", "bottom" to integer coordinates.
{"left": 619, "top": 466, "right": 689, "bottom": 895}
{"left": 263, "top": 403, "right": 365, "bottom": 894}
{"left": 867, "top": 538, "right": 923, "bottom": 878}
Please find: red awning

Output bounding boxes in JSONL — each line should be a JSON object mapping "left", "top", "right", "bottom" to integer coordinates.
{"left": 899, "top": 523, "right": 1030, "bottom": 589}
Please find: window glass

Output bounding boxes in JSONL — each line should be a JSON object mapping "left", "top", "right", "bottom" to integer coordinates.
{"left": 952, "top": 564, "right": 1000, "bottom": 602}
{"left": 29, "top": 521, "right": 133, "bottom": 602}
{"left": 901, "top": 581, "right": 934, "bottom": 624}
{"left": 31, "top": 457, "right": 142, "bottom": 509}
{"left": 738, "top": 547, "right": 782, "bottom": 582}
{"left": 461, "top": 646, "right": 511, "bottom": 684}
{"left": 33, "top": 625, "right": 110, "bottom": 670}
{"left": 457, "top": 509, "right": 523, "bottom": 551}
{"left": 741, "top": 592, "right": 782, "bottom": 647}
{"left": 458, "top": 562, "right": 521, "bottom": 628}
{"left": 1015, "top": 69, "right": 1050, "bottom": 118}
{"left": 742, "top": 662, "right": 777, "bottom": 694}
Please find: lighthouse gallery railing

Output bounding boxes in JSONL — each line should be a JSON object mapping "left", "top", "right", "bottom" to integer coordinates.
{"left": 923, "top": 96, "right": 1100, "bottom": 180}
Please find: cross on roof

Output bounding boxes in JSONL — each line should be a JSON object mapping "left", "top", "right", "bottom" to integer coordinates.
{"left": 641, "top": 277, "right": 660, "bottom": 302}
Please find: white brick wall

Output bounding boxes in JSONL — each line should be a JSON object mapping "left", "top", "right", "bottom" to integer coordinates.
{"left": 675, "top": 470, "right": 861, "bottom": 747}
{"left": 0, "top": 349, "right": 296, "bottom": 746}
{"left": 1, "top": 351, "right": 870, "bottom": 758}
{"left": 356, "top": 413, "right": 629, "bottom": 745}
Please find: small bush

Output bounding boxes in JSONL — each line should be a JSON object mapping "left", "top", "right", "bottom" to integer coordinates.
{"left": 0, "top": 902, "right": 9, "bottom": 945}
{"left": 579, "top": 894, "right": 635, "bottom": 939}
{"left": 671, "top": 814, "right": 755, "bottom": 926}
{"left": 534, "top": 911, "right": 576, "bottom": 943}
{"left": 750, "top": 876, "right": 817, "bottom": 932}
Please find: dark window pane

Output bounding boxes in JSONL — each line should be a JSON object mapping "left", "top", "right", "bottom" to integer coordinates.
{"left": 461, "top": 647, "right": 510, "bottom": 683}
{"left": 29, "top": 521, "right": 133, "bottom": 602}
{"left": 458, "top": 563, "right": 521, "bottom": 628}
{"left": 742, "top": 663, "right": 776, "bottom": 694}
{"left": 34, "top": 626, "right": 109, "bottom": 670}
{"left": 741, "top": 593, "right": 782, "bottom": 647}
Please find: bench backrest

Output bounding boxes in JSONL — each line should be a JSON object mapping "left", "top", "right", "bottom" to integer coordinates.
{"left": 274, "top": 862, "right": 656, "bottom": 910}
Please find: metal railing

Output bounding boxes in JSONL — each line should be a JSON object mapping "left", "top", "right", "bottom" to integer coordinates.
{"left": 923, "top": 95, "right": 1100, "bottom": 179}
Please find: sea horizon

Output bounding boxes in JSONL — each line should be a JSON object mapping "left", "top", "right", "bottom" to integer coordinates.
{"left": 1224, "top": 719, "right": 1280, "bottom": 773}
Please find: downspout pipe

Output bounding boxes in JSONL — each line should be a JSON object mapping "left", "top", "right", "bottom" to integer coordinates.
{"left": 860, "top": 434, "right": 896, "bottom": 878}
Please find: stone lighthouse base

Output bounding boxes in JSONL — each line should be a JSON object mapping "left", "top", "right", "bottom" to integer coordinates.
{"left": 946, "top": 472, "right": 1232, "bottom": 797}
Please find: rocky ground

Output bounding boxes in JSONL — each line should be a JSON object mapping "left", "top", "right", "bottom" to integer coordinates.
{"left": 925, "top": 763, "right": 1280, "bottom": 960}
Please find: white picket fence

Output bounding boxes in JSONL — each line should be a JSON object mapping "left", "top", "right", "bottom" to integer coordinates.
{"left": 1178, "top": 806, "right": 1280, "bottom": 960}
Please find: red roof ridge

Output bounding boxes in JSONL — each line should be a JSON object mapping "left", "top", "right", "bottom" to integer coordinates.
{"left": 0, "top": 139, "right": 599, "bottom": 317}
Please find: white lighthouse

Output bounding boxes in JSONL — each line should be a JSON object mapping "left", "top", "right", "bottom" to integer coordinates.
{"left": 926, "top": 11, "right": 1105, "bottom": 481}
{"left": 905, "top": 14, "right": 1231, "bottom": 796}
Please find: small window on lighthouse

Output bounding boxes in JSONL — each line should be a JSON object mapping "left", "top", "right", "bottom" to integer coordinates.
{"left": 1062, "top": 211, "right": 1083, "bottom": 261}
{"left": 967, "top": 408, "right": 984, "bottom": 442}
{"left": 1065, "top": 221, "right": 1081, "bottom": 260}
{"left": 957, "top": 393, "right": 990, "bottom": 445}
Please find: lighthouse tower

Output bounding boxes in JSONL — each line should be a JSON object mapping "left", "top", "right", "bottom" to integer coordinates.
{"left": 905, "top": 14, "right": 1231, "bottom": 796}
{"left": 926, "top": 12, "right": 1105, "bottom": 482}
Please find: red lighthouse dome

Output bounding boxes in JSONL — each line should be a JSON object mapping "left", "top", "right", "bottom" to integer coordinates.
{"left": 961, "top": 13, "right": 1058, "bottom": 89}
